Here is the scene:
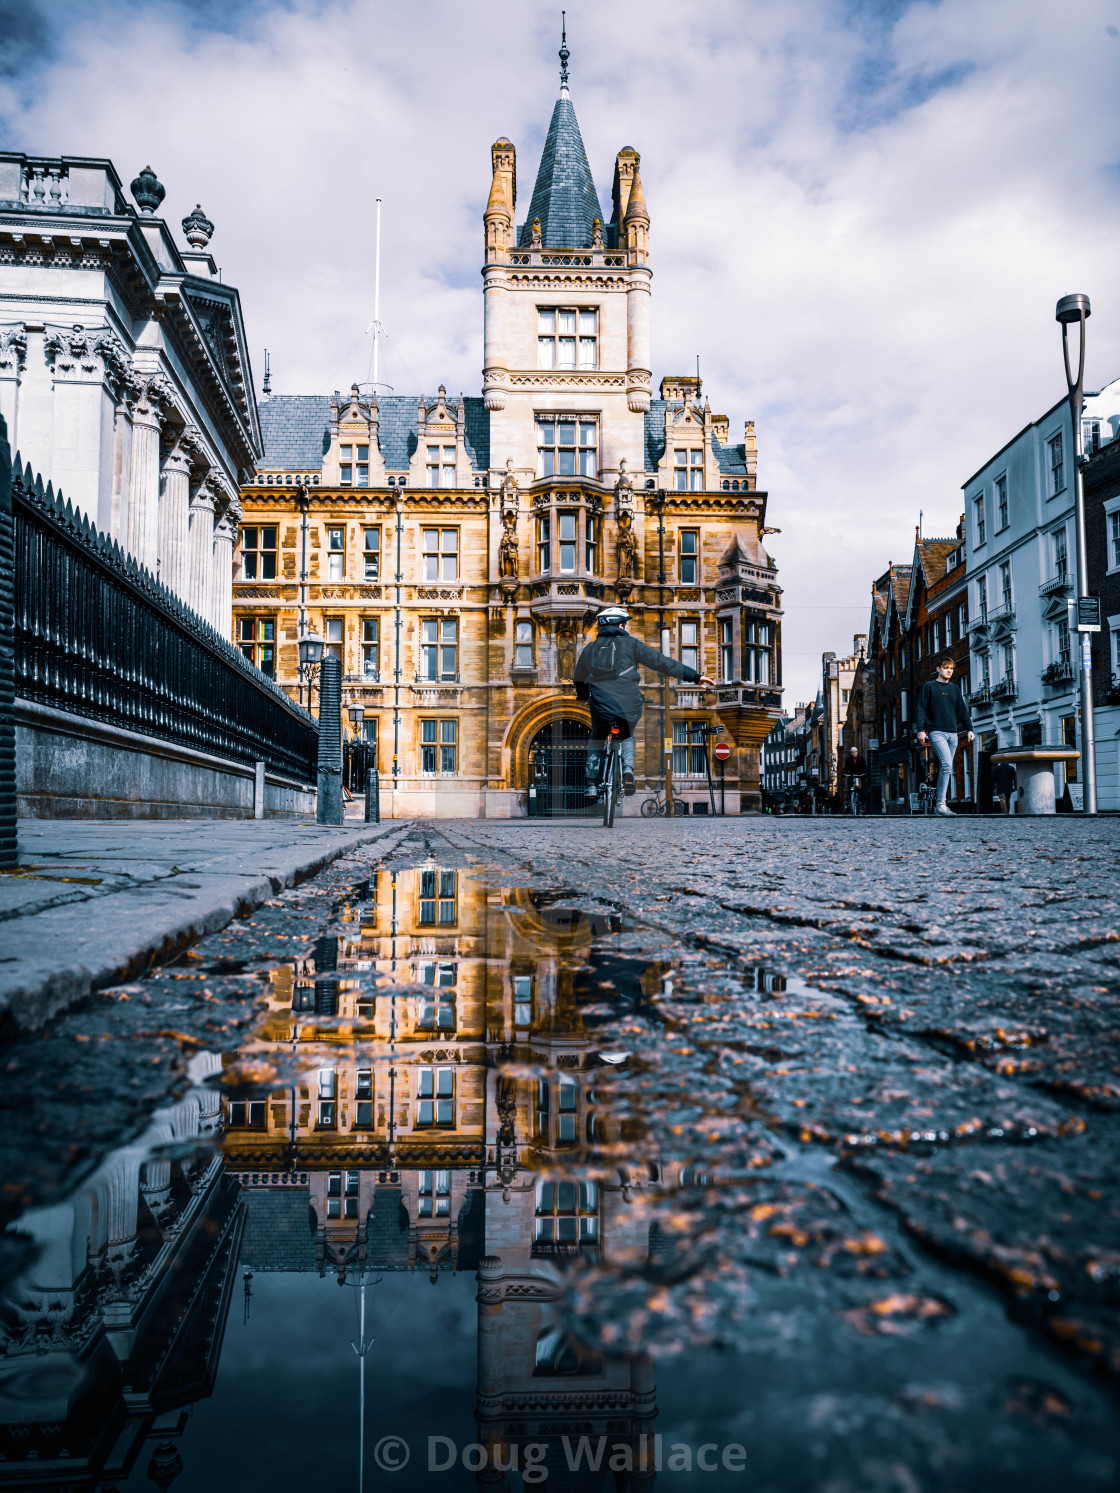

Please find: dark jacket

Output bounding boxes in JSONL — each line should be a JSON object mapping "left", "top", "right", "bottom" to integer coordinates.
{"left": 574, "top": 624, "right": 699, "bottom": 725}
{"left": 993, "top": 761, "right": 1018, "bottom": 795}
{"left": 915, "top": 679, "right": 972, "bottom": 735}
{"left": 842, "top": 753, "right": 867, "bottom": 777}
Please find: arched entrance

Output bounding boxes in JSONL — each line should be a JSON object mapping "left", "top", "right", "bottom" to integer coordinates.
{"left": 528, "top": 718, "right": 592, "bottom": 817}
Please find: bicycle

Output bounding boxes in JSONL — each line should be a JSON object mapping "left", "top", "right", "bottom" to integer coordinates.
{"left": 847, "top": 776, "right": 864, "bottom": 816}
{"left": 640, "top": 791, "right": 688, "bottom": 817}
{"left": 597, "top": 723, "right": 624, "bottom": 828}
{"left": 917, "top": 781, "right": 937, "bottom": 815}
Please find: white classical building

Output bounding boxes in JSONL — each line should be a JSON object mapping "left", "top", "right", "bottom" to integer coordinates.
{"left": 963, "top": 376, "right": 1120, "bottom": 803}
{"left": 0, "top": 154, "right": 260, "bottom": 634}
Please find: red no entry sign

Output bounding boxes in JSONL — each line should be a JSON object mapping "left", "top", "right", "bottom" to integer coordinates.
{"left": 713, "top": 742, "right": 731, "bottom": 762}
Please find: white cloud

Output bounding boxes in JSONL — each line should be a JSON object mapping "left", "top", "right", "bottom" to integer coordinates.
{"left": 4, "top": 0, "right": 1119, "bottom": 701}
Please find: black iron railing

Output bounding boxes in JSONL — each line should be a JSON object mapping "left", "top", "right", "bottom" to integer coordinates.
{"left": 11, "top": 455, "right": 318, "bottom": 783}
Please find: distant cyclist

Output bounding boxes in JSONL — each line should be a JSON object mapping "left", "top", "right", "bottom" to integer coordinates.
{"left": 574, "top": 605, "right": 713, "bottom": 800}
{"left": 842, "top": 744, "right": 867, "bottom": 809}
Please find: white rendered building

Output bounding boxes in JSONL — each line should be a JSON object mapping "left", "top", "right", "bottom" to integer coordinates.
{"left": 962, "top": 377, "right": 1120, "bottom": 803}
{"left": 0, "top": 155, "right": 260, "bottom": 635}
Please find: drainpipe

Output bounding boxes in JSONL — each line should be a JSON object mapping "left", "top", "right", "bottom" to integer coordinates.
{"left": 393, "top": 499, "right": 403, "bottom": 787}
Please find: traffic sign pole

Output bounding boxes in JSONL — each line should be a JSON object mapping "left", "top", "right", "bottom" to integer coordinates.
{"left": 713, "top": 739, "right": 731, "bottom": 816}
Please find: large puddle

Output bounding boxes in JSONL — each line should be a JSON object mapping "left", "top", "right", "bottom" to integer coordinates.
{"left": 2, "top": 850, "right": 1118, "bottom": 1490}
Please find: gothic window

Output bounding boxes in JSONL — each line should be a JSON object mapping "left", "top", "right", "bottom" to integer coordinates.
{"left": 585, "top": 514, "right": 599, "bottom": 571}
{"left": 536, "top": 418, "right": 597, "bottom": 478}
{"left": 538, "top": 514, "right": 551, "bottom": 571}
{"left": 515, "top": 619, "right": 534, "bottom": 668}
{"left": 674, "top": 449, "right": 703, "bottom": 491}
{"left": 535, "top": 1180, "right": 598, "bottom": 1243}
{"left": 422, "top": 528, "right": 458, "bottom": 582}
{"left": 416, "top": 1067, "right": 454, "bottom": 1126}
{"left": 419, "top": 1170, "right": 451, "bottom": 1217}
{"left": 363, "top": 526, "right": 380, "bottom": 579}
{"left": 240, "top": 525, "right": 276, "bottom": 579}
{"left": 418, "top": 867, "right": 457, "bottom": 922}
{"left": 327, "top": 526, "right": 345, "bottom": 580}
{"left": 744, "top": 621, "right": 771, "bottom": 683}
{"left": 426, "top": 446, "right": 456, "bottom": 488}
{"left": 680, "top": 619, "right": 699, "bottom": 673}
{"left": 678, "top": 528, "right": 699, "bottom": 583}
{"left": 558, "top": 512, "right": 577, "bottom": 572}
{"left": 420, "top": 719, "right": 458, "bottom": 774}
{"left": 340, "top": 445, "right": 369, "bottom": 486}
{"left": 719, "top": 618, "right": 734, "bottom": 681}
{"left": 238, "top": 616, "right": 275, "bottom": 676}
{"left": 537, "top": 307, "right": 597, "bottom": 369}
{"left": 324, "top": 617, "right": 343, "bottom": 664}
{"left": 421, "top": 620, "right": 457, "bottom": 681}
{"left": 361, "top": 618, "right": 378, "bottom": 679}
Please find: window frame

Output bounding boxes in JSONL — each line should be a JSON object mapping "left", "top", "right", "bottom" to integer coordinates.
{"left": 363, "top": 526, "right": 380, "bottom": 580}
{"left": 361, "top": 617, "right": 379, "bottom": 680}
{"left": 240, "top": 524, "right": 277, "bottom": 581}
{"left": 973, "top": 492, "right": 986, "bottom": 547}
{"left": 323, "top": 616, "right": 343, "bottom": 665}
{"left": 537, "top": 306, "right": 597, "bottom": 371}
{"left": 421, "top": 528, "right": 459, "bottom": 583}
{"left": 326, "top": 525, "right": 346, "bottom": 582}
{"left": 237, "top": 615, "right": 276, "bottom": 676}
{"left": 514, "top": 618, "right": 534, "bottom": 669}
{"left": 535, "top": 416, "right": 598, "bottom": 479}
{"left": 678, "top": 529, "right": 699, "bottom": 585}
{"left": 1048, "top": 432, "right": 1065, "bottom": 497}
{"left": 995, "top": 473, "right": 1008, "bottom": 531}
{"left": 420, "top": 718, "right": 458, "bottom": 775}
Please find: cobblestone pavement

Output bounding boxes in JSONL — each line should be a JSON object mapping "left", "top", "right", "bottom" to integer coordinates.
{"left": 436, "top": 816, "right": 1120, "bottom": 1373}
{"left": 3, "top": 814, "right": 1119, "bottom": 1491}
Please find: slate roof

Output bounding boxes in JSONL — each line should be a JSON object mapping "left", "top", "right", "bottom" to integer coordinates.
{"left": 644, "top": 400, "right": 749, "bottom": 476}
{"left": 518, "top": 95, "right": 605, "bottom": 248}
{"left": 257, "top": 394, "right": 490, "bottom": 474}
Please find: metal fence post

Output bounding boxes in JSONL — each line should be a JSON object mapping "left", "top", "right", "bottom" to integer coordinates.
{"left": 0, "top": 421, "right": 15, "bottom": 868}
{"left": 316, "top": 653, "right": 343, "bottom": 826}
{"left": 365, "top": 765, "right": 380, "bottom": 823}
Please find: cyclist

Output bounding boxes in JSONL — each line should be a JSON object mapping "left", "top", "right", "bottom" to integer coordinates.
{"left": 842, "top": 744, "right": 867, "bottom": 812}
{"left": 574, "top": 605, "right": 713, "bottom": 800}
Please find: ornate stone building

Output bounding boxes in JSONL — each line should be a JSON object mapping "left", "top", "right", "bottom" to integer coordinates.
{"left": 0, "top": 153, "right": 258, "bottom": 630}
{"left": 235, "top": 53, "right": 782, "bottom": 816}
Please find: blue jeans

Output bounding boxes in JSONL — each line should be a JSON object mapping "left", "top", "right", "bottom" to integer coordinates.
{"left": 928, "top": 731, "right": 957, "bottom": 806}
{"left": 587, "top": 733, "right": 635, "bottom": 783}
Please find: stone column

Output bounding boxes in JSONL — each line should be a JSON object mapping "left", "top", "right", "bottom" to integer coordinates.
{"left": 158, "top": 438, "right": 193, "bottom": 598}
{"left": 101, "top": 1145, "right": 144, "bottom": 1263}
{"left": 211, "top": 508, "right": 236, "bottom": 638}
{"left": 187, "top": 475, "right": 217, "bottom": 624}
{"left": 126, "top": 376, "right": 167, "bottom": 572}
{"left": 0, "top": 324, "right": 27, "bottom": 457}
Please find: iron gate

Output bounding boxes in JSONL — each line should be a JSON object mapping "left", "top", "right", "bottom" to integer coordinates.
{"left": 528, "top": 719, "right": 593, "bottom": 816}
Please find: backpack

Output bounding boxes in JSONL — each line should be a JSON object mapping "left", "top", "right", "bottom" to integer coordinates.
{"left": 585, "top": 634, "right": 625, "bottom": 680}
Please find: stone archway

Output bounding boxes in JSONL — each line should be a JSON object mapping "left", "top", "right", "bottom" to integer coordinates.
{"left": 503, "top": 695, "right": 592, "bottom": 790}
{"left": 527, "top": 717, "right": 593, "bottom": 816}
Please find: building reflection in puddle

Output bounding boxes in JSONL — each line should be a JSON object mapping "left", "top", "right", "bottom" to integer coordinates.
{"left": 225, "top": 865, "right": 665, "bottom": 1483}
{"left": 0, "top": 1076, "right": 239, "bottom": 1486}
{"left": 1, "top": 867, "right": 779, "bottom": 1487}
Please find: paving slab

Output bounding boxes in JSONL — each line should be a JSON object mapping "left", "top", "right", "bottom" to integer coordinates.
{"left": 0, "top": 817, "right": 407, "bottom": 1031}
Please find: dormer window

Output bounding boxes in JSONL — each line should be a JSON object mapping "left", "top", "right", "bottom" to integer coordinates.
{"left": 427, "top": 446, "right": 456, "bottom": 488}
{"left": 538, "top": 308, "right": 597, "bottom": 370}
{"left": 675, "top": 449, "right": 703, "bottom": 491}
{"left": 339, "top": 444, "right": 369, "bottom": 486}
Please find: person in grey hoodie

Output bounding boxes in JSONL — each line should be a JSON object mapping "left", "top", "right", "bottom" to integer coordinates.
{"left": 915, "top": 657, "right": 974, "bottom": 817}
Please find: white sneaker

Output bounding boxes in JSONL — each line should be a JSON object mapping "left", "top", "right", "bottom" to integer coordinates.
{"left": 935, "top": 804, "right": 955, "bottom": 817}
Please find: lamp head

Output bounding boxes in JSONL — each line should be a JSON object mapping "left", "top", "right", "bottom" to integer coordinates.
{"left": 1056, "top": 293, "right": 1091, "bottom": 325}
{"left": 347, "top": 702, "right": 365, "bottom": 726}
{"left": 297, "top": 629, "right": 325, "bottom": 668}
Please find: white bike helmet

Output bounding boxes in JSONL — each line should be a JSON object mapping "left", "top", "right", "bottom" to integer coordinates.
{"left": 597, "top": 605, "right": 630, "bottom": 627}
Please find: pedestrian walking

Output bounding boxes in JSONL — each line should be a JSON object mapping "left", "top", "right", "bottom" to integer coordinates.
{"left": 914, "top": 658, "right": 974, "bottom": 818}
{"left": 993, "top": 758, "right": 1018, "bottom": 815}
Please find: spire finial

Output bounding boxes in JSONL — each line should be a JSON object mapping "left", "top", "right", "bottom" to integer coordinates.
{"left": 559, "top": 11, "right": 569, "bottom": 94}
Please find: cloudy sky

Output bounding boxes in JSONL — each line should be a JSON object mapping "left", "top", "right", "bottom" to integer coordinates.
{"left": 4, "top": 0, "right": 1119, "bottom": 702}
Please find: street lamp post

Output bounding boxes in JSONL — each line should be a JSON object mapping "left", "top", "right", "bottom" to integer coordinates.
{"left": 1056, "top": 293, "right": 1098, "bottom": 815}
{"left": 299, "top": 629, "right": 342, "bottom": 825}
{"left": 347, "top": 701, "right": 379, "bottom": 823}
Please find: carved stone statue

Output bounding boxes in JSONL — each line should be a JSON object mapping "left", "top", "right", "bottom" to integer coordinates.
{"left": 500, "top": 456, "right": 519, "bottom": 508}
{"left": 498, "top": 513, "right": 518, "bottom": 579}
{"left": 530, "top": 217, "right": 542, "bottom": 247}
{"left": 616, "top": 509, "right": 639, "bottom": 580}
{"left": 557, "top": 621, "right": 577, "bottom": 682}
{"left": 591, "top": 217, "right": 603, "bottom": 248}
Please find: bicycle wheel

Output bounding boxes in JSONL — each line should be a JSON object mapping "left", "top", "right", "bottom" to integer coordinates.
{"left": 605, "top": 753, "right": 620, "bottom": 828}
{"left": 601, "top": 748, "right": 615, "bottom": 828}
{"left": 640, "top": 796, "right": 660, "bottom": 818}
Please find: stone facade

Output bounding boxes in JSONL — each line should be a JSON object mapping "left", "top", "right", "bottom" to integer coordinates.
{"left": 235, "top": 78, "right": 782, "bottom": 817}
{"left": 819, "top": 636, "right": 866, "bottom": 801}
{"left": 0, "top": 154, "right": 258, "bottom": 630}
{"left": 1083, "top": 438, "right": 1120, "bottom": 810}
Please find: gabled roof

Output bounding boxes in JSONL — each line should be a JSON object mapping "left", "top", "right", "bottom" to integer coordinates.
{"left": 257, "top": 394, "right": 490, "bottom": 473}
{"left": 518, "top": 96, "right": 605, "bottom": 248}
{"left": 644, "top": 401, "right": 749, "bottom": 474}
{"left": 905, "top": 538, "right": 958, "bottom": 627}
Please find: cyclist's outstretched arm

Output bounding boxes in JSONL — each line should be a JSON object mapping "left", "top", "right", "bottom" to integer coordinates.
{"left": 631, "top": 638, "right": 711, "bottom": 685}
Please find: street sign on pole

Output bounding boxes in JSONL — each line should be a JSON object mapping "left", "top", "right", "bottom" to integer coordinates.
{"left": 1075, "top": 595, "right": 1102, "bottom": 632}
{"left": 713, "top": 741, "right": 731, "bottom": 762}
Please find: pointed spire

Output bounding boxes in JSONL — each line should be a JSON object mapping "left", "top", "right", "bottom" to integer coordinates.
{"left": 518, "top": 92, "right": 605, "bottom": 248}
{"left": 624, "top": 164, "right": 648, "bottom": 225}
{"left": 559, "top": 11, "right": 569, "bottom": 96}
